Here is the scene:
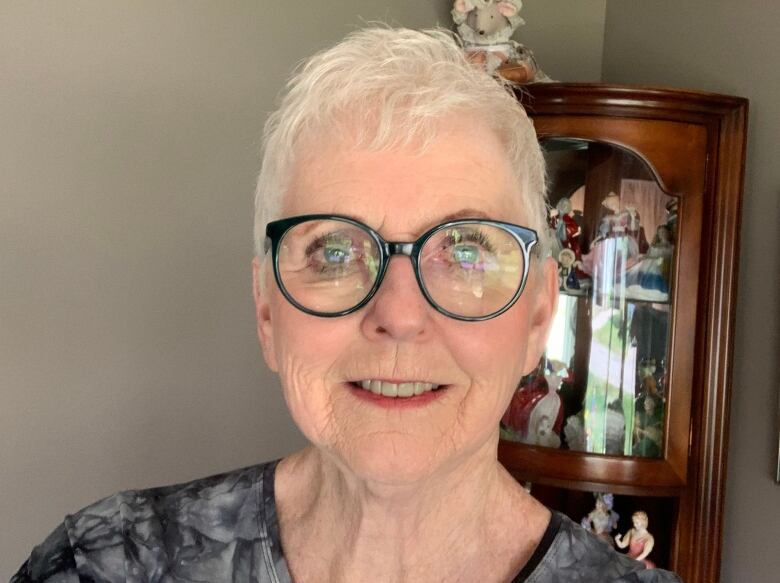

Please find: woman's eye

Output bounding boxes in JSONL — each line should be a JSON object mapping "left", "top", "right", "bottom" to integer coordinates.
{"left": 452, "top": 244, "right": 480, "bottom": 265}
{"left": 436, "top": 229, "right": 495, "bottom": 271}
{"left": 322, "top": 242, "right": 351, "bottom": 264}
{"left": 304, "top": 233, "right": 363, "bottom": 275}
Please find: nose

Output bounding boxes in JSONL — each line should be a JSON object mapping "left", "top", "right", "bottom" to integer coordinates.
{"left": 360, "top": 255, "right": 432, "bottom": 342}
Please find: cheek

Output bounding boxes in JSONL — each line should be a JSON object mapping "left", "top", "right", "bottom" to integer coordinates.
{"left": 270, "top": 301, "right": 360, "bottom": 442}
{"left": 442, "top": 310, "right": 533, "bottom": 436}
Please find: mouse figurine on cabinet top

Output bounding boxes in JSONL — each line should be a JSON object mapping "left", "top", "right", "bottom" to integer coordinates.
{"left": 451, "top": 0, "right": 551, "bottom": 81}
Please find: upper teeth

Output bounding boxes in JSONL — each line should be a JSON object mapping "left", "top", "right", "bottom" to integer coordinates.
{"left": 357, "top": 380, "right": 440, "bottom": 398}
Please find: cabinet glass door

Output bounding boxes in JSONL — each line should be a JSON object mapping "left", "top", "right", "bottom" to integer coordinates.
{"left": 501, "top": 138, "right": 677, "bottom": 459}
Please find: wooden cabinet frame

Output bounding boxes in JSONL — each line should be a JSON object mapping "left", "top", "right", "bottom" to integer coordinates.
{"left": 497, "top": 84, "right": 748, "bottom": 582}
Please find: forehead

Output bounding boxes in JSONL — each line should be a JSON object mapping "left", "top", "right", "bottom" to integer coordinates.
{"left": 282, "top": 119, "right": 526, "bottom": 235}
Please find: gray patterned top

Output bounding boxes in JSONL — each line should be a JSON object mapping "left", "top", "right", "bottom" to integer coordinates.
{"left": 11, "top": 460, "right": 681, "bottom": 582}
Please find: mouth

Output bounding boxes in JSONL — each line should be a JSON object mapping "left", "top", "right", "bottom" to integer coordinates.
{"left": 351, "top": 380, "right": 443, "bottom": 398}
{"left": 346, "top": 380, "right": 449, "bottom": 407}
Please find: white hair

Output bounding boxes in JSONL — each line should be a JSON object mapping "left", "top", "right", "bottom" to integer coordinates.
{"left": 253, "top": 27, "right": 548, "bottom": 269}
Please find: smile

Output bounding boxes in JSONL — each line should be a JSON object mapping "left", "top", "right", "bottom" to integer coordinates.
{"left": 354, "top": 380, "right": 441, "bottom": 398}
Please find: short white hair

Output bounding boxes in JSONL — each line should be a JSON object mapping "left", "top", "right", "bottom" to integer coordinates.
{"left": 253, "top": 27, "right": 548, "bottom": 263}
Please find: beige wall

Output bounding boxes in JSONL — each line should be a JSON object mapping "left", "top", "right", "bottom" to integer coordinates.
{"left": 602, "top": 2, "right": 780, "bottom": 582}
{"left": 0, "top": 1, "right": 607, "bottom": 577}
{"left": 520, "top": 0, "right": 606, "bottom": 82}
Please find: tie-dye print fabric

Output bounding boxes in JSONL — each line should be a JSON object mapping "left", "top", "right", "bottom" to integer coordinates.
{"left": 12, "top": 460, "right": 680, "bottom": 582}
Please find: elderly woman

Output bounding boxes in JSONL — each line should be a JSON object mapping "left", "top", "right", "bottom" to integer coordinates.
{"left": 13, "top": 28, "right": 680, "bottom": 583}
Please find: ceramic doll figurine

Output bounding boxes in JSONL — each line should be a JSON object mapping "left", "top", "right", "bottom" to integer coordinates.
{"left": 638, "top": 357, "right": 657, "bottom": 383}
{"left": 633, "top": 395, "right": 664, "bottom": 458}
{"left": 624, "top": 204, "right": 649, "bottom": 253}
{"left": 581, "top": 493, "right": 620, "bottom": 545}
{"left": 528, "top": 414, "right": 561, "bottom": 448}
{"left": 501, "top": 365, "right": 548, "bottom": 441}
{"left": 665, "top": 198, "right": 679, "bottom": 240}
{"left": 636, "top": 358, "right": 663, "bottom": 404}
{"left": 600, "top": 192, "right": 621, "bottom": 233}
{"left": 563, "top": 413, "right": 586, "bottom": 451}
{"left": 554, "top": 197, "right": 582, "bottom": 259}
{"left": 502, "top": 361, "right": 567, "bottom": 444}
{"left": 581, "top": 193, "right": 641, "bottom": 279}
{"left": 625, "top": 224, "right": 675, "bottom": 301}
{"left": 557, "top": 249, "right": 580, "bottom": 291}
{"left": 615, "top": 511, "right": 656, "bottom": 568}
{"left": 531, "top": 369, "right": 564, "bottom": 423}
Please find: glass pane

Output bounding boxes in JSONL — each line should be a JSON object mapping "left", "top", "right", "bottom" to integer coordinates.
{"left": 500, "top": 139, "right": 677, "bottom": 459}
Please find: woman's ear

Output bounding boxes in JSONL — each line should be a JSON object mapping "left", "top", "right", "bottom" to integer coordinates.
{"left": 252, "top": 256, "right": 279, "bottom": 372}
{"left": 521, "top": 256, "right": 559, "bottom": 374}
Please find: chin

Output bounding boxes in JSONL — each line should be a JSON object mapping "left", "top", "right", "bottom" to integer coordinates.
{"left": 335, "top": 434, "right": 451, "bottom": 486}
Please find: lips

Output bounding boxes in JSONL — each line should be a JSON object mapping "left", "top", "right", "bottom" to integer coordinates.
{"left": 353, "top": 380, "right": 441, "bottom": 398}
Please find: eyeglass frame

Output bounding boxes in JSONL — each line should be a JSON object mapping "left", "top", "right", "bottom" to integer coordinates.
{"left": 264, "top": 214, "right": 539, "bottom": 322}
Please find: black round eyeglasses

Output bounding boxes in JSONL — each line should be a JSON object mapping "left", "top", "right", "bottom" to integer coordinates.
{"left": 264, "top": 214, "right": 538, "bottom": 322}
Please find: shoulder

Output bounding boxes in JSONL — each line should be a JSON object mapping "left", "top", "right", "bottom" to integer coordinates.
{"left": 11, "top": 460, "right": 277, "bottom": 582}
{"left": 523, "top": 512, "right": 681, "bottom": 583}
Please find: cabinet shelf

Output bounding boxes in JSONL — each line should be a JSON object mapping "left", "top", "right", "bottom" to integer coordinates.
{"left": 498, "top": 441, "right": 685, "bottom": 497}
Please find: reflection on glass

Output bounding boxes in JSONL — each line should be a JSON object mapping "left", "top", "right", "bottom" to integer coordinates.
{"left": 501, "top": 139, "right": 676, "bottom": 459}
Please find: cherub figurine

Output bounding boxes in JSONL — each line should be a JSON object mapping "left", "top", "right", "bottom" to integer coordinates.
{"left": 615, "top": 511, "right": 656, "bottom": 568}
{"left": 581, "top": 493, "right": 620, "bottom": 545}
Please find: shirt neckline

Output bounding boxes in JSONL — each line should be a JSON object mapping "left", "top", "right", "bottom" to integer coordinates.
{"left": 511, "top": 510, "right": 562, "bottom": 582}
{"left": 260, "top": 459, "right": 294, "bottom": 583}
{"left": 260, "top": 458, "right": 561, "bottom": 583}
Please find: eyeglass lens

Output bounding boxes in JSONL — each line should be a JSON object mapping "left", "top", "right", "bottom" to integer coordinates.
{"left": 276, "top": 218, "right": 526, "bottom": 318}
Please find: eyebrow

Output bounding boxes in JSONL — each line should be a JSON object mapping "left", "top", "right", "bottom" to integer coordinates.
{"left": 412, "top": 208, "right": 491, "bottom": 235}
{"left": 289, "top": 208, "right": 494, "bottom": 240}
{"left": 436, "top": 208, "right": 491, "bottom": 223}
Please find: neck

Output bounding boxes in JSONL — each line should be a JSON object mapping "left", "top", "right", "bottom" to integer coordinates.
{"left": 275, "top": 440, "right": 549, "bottom": 583}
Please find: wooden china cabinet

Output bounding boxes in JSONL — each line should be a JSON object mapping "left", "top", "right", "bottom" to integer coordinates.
{"left": 497, "top": 84, "right": 748, "bottom": 583}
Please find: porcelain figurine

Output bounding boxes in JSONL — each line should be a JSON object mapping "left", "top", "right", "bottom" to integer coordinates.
{"left": 581, "top": 194, "right": 641, "bottom": 279}
{"left": 581, "top": 493, "right": 620, "bottom": 545}
{"left": 557, "top": 249, "right": 580, "bottom": 291}
{"left": 501, "top": 367, "right": 548, "bottom": 440}
{"left": 528, "top": 414, "right": 561, "bottom": 448}
{"left": 563, "top": 413, "right": 586, "bottom": 452}
{"left": 615, "top": 511, "right": 656, "bottom": 568}
{"left": 526, "top": 370, "right": 564, "bottom": 447}
{"left": 633, "top": 395, "right": 664, "bottom": 458}
{"left": 547, "top": 206, "right": 563, "bottom": 261}
{"left": 554, "top": 197, "right": 582, "bottom": 259}
{"left": 502, "top": 363, "right": 565, "bottom": 444}
{"left": 625, "top": 225, "right": 674, "bottom": 301}
{"left": 624, "top": 204, "right": 649, "bottom": 253}
{"left": 451, "top": 0, "right": 551, "bottom": 81}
